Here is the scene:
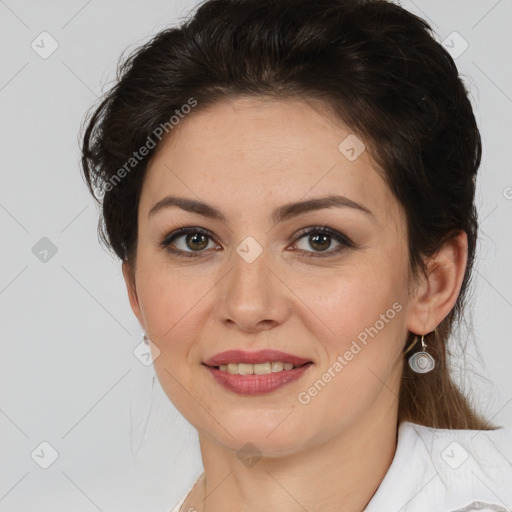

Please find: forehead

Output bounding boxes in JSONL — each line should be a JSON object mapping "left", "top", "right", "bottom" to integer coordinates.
{"left": 143, "top": 96, "right": 398, "bottom": 225}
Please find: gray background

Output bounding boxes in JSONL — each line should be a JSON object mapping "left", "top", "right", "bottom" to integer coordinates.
{"left": 0, "top": 0, "right": 511, "bottom": 510}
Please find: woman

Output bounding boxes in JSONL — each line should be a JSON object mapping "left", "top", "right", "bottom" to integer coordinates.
{"left": 80, "top": 0, "right": 512, "bottom": 510}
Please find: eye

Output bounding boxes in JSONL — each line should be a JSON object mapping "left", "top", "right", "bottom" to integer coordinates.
{"left": 160, "top": 225, "right": 353, "bottom": 259}
{"left": 160, "top": 227, "right": 221, "bottom": 257}
{"left": 292, "top": 226, "right": 353, "bottom": 257}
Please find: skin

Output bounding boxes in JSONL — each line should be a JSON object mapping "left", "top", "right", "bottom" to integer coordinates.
{"left": 122, "top": 96, "right": 468, "bottom": 512}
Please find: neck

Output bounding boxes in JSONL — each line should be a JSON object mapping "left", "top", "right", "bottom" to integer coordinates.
{"left": 188, "top": 392, "right": 399, "bottom": 512}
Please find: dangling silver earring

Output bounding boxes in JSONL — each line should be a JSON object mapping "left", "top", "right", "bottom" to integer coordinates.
{"left": 407, "top": 334, "right": 435, "bottom": 373}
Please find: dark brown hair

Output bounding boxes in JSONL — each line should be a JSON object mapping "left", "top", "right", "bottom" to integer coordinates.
{"left": 81, "top": 0, "right": 493, "bottom": 429}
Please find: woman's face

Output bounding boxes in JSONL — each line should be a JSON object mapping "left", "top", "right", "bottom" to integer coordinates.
{"left": 124, "top": 96, "right": 417, "bottom": 455}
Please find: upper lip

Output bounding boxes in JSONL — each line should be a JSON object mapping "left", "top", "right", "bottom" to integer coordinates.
{"left": 203, "top": 349, "right": 312, "bottom": 367}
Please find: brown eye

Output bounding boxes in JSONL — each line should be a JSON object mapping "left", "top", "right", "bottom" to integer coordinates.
{"left": 185, "top": 232, "right": 209, "bottom": 251}
{"left": 160, "top": 227, "right": 220, "bottom": 257}
{"left": 307, "top": 233, "right": 332, "bottom": 252}
{"left": 293, "top": 226, "right": 353, "bottom": 258}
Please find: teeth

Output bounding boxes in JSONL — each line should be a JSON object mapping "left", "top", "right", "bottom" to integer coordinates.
{"left": 218, "top": 362, "right": 298, "bottom": 375}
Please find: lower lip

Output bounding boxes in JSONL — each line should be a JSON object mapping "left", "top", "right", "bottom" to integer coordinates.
{"left": 203, "top": 363, "right": 314, "bottom": 395}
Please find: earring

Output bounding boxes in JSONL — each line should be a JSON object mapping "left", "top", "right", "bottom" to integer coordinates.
{"left": 143, "top": 334, "right": 149, "bottom": 345}
{"left": 407, "top": 334, "right": 435, "bottom": 374}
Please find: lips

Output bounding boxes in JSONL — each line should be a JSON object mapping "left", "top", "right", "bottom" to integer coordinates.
{"left": 203, "top": 349, "right": 312, "bottom": 367}
{"left": 204, "top": 363, "right": 313, "bottom": 395}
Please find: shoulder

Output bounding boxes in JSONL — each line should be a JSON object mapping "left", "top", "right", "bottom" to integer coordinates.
{"left": 365, "top": 421, "right": 512, "bottom": 512}
{"left": 410, "top": 421, "right": 512, "bottom": 488}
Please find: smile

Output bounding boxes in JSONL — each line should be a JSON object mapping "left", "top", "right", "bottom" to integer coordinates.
{"left": 203, "top": 362, "right": 314, "bottom": 395}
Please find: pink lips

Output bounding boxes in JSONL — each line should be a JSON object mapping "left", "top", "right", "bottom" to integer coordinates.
{"left": 203, "top": 349, "right": 312, "bottom": 367}
{"left": 202, "top": 349, "right": 314, "bottom": 395}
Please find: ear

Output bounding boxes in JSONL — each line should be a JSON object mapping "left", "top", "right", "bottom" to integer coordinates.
{"left": 122, "top": 260, "right": 145, "bottom": 329}
{"left": 407, "top": 230, "right": 468, "bottom": 334}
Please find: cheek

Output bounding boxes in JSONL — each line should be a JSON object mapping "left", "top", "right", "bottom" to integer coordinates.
{"left": 298, "top": 257, "right": 404, "bottom": 339}
{"left": 136, "top": 261, "right": 209, "bottom": 414}
{"left": 298, "top": 261, "right": 407, "bottom": 408}
{"left": 294, "top": 273, "right": 406, "bottom": 428}
{"left": 135, "top": 252, "right": 206, "bottom": 338}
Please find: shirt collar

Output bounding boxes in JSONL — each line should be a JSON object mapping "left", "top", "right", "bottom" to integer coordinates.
{"left": 364, "top": 420, "right": 512, "bottom": 512}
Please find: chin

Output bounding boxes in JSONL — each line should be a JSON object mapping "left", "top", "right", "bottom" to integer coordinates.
{"left": 203, "top": 411, "right": 314, "bottom": 455}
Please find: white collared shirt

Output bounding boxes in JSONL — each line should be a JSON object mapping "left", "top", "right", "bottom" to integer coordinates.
{"left": 365, "top": 421, "right": 512, "bottom": 511}
{"left": 170, "top": 421, "right": 512, "bottom": 512}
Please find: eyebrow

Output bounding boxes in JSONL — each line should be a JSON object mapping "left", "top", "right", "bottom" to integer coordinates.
{"left": 148, "top": 194, "right": 375, "bottom": 224}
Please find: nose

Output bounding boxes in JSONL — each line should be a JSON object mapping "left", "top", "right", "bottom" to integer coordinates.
{"left": 216, "top": 243, "right": 291, "bottom": 333}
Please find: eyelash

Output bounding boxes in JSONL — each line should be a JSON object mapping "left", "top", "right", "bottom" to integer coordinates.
{"left": 159, "top": 226, "right": 354, "bottom": 259}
